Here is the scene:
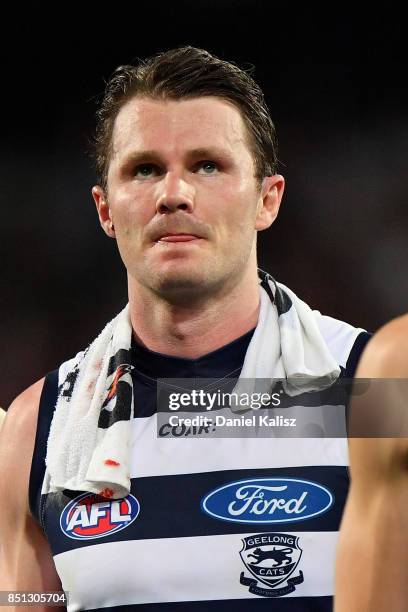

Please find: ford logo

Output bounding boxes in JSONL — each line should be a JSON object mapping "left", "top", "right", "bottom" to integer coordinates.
{"left": 201, "top": 478, "right": 333, "bottom": 524}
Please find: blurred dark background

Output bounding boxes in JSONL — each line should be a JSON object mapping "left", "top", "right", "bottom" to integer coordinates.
{"left": 1, "top": 4, "right": 407, "bottom": 407}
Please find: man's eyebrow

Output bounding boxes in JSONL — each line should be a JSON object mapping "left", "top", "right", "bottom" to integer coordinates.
{"left": 119, "top": 147, "right": 234, "bottom": 165}
{"left": 119, "top": 150, "right": 160, "bottom": 165}
{"left": 187, "top": 147, "right": 234, "bottom": 160}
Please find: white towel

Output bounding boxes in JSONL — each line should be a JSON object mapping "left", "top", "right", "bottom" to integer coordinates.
{"left": 45, "top": 270, "right": 340, "bottom": 499}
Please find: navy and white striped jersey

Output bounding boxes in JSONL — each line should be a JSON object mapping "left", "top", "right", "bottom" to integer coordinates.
{"left": 29, "top": 316, "right": 370, "bottom": 611}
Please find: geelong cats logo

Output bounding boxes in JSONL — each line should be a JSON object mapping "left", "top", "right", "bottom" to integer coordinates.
{"left": 240, "top": 533, "right": 304, "bottom": 598}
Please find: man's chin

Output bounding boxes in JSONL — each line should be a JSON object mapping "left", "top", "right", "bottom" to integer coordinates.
{"left": 150, "top": 270, "right": 218, "bottom": 304}
{"left": 156, "top": 273, "right": 205, "bottom": 294}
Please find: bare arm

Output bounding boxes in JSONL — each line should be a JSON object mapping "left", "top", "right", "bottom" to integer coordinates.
{"left": 335, "top": 315, "right": 408, "bottom": 612}
{"left": 0, "top": 379, "right": 63, "bottom": 612}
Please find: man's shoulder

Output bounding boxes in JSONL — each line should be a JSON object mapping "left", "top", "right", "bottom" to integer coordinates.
{"left": 0, "top": 378, "right": 46, "bottom": 513}
{"left": 356, "top": 313, "right": 408, "bottom": 377}
{"left": 3, "top": 378, "right": 45, "bottom": 439}
{"left": 313, "top": 311, "right": 371, "bottom": 370}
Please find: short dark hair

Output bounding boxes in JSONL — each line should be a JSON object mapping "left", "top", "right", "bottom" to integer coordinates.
{"left": 93, "top": 46, "right": 278, "bottom": 190}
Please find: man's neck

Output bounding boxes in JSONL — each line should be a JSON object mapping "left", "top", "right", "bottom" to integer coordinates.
{"left": 128, "top": 271, "right": 260, "bottom": 359}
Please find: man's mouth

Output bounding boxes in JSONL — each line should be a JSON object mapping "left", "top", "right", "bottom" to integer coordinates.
{"left": 156, "top": 233, "right": 202, "bottom": 243}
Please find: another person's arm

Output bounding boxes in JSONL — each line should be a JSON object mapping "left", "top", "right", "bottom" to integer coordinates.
{"left": 335, "top": 315, "right": 408, "bottom": 612}
{"left": 0, "top": 379, "right": 63, "bottom": 611}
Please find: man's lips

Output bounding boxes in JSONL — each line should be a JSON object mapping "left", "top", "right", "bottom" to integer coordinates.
{"left": 156, "top": 233, "right": 202, "bottom": 243}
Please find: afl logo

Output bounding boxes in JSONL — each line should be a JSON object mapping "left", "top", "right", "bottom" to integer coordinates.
{"left": 60, "top": 492, "right": 140, "bottom": 540}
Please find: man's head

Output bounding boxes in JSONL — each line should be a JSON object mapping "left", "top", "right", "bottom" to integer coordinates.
{"left": 93, "top": 46, "right": 279, "bottom": 192}
{"left": 92, "top": 47, "right": 284, "bottom": 304}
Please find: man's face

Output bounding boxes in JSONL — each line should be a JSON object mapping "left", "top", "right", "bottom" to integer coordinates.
{"left": 93, "top": 96, "right": 284, "bottom": 302}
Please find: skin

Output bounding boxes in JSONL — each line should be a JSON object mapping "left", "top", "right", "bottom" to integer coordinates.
{"left": 335, "top": 314, "right": 408, "bottom": 612}
{"left": 0, "top": 94, "right": 284, "bottom": 605}
{"left": 0, "top": 379, "right": 63, "bottom": 612}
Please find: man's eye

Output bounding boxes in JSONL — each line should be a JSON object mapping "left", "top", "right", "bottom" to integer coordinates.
{"left": 197, "top": 161, "right": 218, "bottom": 174}
{"left": 134, "top": 164, "right": 158, "bottom": 178}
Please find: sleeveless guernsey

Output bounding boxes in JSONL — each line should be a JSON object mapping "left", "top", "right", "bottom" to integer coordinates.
{"left": 29, "top": 319, "right": 370, "bottom": 611}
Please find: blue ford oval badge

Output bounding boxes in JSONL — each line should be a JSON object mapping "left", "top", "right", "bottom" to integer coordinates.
{"left": 201, "top": 478, "right": 333, "bottom": 524}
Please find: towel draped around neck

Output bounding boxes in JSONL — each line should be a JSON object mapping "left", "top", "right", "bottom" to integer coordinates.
{"left": 45, "top": 270, "right": 340, "bottom": 499}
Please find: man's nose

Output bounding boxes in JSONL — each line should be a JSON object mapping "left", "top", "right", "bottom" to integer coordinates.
{"left": 155, "top": 171, "right": 195, "bottom": 214}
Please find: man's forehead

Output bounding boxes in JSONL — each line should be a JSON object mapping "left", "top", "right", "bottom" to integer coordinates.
{"left": 111, "top": 96, "right": 249, "bottom": 157}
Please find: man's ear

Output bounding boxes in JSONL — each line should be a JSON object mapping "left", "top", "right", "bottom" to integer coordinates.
{"left": 255, "top": 174, "right": 285, "bottom": 231}
{"left": 92, "top": 185, "right": 116, "bottom": 238}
